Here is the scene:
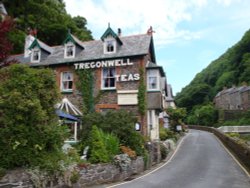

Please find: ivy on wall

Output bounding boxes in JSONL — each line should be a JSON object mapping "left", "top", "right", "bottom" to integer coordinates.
{"left": 138, "top": 68, "right": 146, "bottom": 115}
{"left": 76, "top": 69, "right": 94, "bottom": 114}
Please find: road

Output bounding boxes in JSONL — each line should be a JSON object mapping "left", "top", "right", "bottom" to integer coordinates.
{"left": 108, "top": 130, "right": 250, "bottom": 188}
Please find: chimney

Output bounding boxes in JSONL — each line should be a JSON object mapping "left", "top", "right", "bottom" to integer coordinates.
{"left": 117, "top": 28, "right": 122, "bottom": 36}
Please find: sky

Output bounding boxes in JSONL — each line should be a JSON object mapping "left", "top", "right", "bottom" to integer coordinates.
{"left": 64, "top": 0, "right": 250, "bottom": 95}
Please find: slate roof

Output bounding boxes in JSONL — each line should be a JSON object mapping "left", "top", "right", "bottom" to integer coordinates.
{"left": 146, "top": 61, "right": 166, "bottom": 77}
{"left": 29, "top": 38, "right": 53, "bottom": 54}
{"left": 63, "top": 32, "right": 85, "bottom": 49}
{"left": 9, "top": 33, "right": 154, "bottom": 67}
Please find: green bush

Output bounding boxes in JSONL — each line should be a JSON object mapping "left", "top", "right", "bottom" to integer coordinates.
{"left": 159, "top": 127, "right": 178, "bottom": 141}
{"left": 88, "top": 125, "right": 109, "bottom": 163}
{"left": 186, "top": 104, "right": 218, "bottom": 126}
{"left": 160, "top": 143, "right": 168, "bottom": 160}
{"left": 0, "top": 64, "right": 68, "bottom": 170}
{"left": 88, "top": 125, "right": 120, "bottom": 163}
{"left": 104, "top": 133, "right": 120, "bottom": 159}
{"left": 81, "top": 110, "right": 146, "bottom": 157}
{"left": 226, "top": 132, "right": 240, "bottom": 138}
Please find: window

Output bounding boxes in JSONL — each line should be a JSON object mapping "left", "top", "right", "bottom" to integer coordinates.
{"left": 102, "top": 67, "right": 116, "bottom": 89}
{"left": 61, "top": 72, "right": 73, "bottom": 92}
{"left": 31, "top": 47, "right": 41, "bottom": 62}
{"left": 147, "top": 69, "right": 159, "bottom": 91}
{"left": 149, "top": 77, "right": 157, "bottom": 89}
{"left": 104, "top": 39, "right": 116, "bottom": 54}
{"left": 64, "top": 42, "right": 75, "bottom": 58}
{"left": 107, "top": 41, "right": 114, "bottom": 52}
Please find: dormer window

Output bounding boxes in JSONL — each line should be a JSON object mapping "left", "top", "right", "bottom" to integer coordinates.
{"left": 31, "top": 47, "right": 41, "bottom": 63}
{"left": 104, "top": 39, "right": 116, "bottom": 54}
{"left": 64, "top": 42, "right": 75, "bottom": 58}
{"left": 107, "top": 41, "right": 114, "bottom": 52}
{"left": 101, "top": 26, "right": 123, "bottom": 54}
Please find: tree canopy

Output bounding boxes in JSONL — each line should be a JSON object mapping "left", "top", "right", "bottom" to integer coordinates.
{"left": 3, "top": 0, "right": 93, "bottom": 54}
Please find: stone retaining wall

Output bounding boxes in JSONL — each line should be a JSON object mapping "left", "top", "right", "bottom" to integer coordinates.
{"left": 188, "top": 125, "right": 250, "bottom": 173}
{"left": 75, "top": 156, "right": 144, "bottom": 187}
{"left": 0, "top": 141, "right": 167, "bottom": 187}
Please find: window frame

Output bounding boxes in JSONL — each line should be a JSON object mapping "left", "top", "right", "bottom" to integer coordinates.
{"left": 31, "top": 47, "right": 41, "bottom": 63}
{"left": 104, "top": 38, "right": 116, "bottom": 54}
{"left": 147, "top": 69, "right": 160, "bottom": 91}
{"left": 101, "top": 67, "right": 116, "bottom": 90}
{"left": 64, "top": 42, "right": 76, "bottom": 58}
{"left": 61, "top": 72, "right": 73, "bottom": 92}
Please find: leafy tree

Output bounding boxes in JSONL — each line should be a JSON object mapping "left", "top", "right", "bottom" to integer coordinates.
{"left": 166, "top": 107, "right": 186, "bottom": 131}
{"left": 3, "top": 0, "right": 93, "bottom": 53}
{"left": 214, "top": 71, "right": 236, "bottom": 92}
{"left": 239, "top": 53, "right": 250, "bottom": 84}
{"left": 0, "top": 16, "right": 15, "bottom": 66}
{"left": 187, "top": 104, "right": 218, "bottom": 126}
{"left": 0, "top": 64, "right": 68, "bottom": 169}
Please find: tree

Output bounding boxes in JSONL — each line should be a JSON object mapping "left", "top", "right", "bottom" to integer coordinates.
{"left": 0, "top": 64, "right": 68, "bottom": 169}
{"left": 0, "top": 16, "right": 15, "bottom": 67}
{"left": 187, "top": 104, "right": 218, "bottom": 126}
{"left": 166, "top": 107, "right": 187, "bottom": 131}
{"left": 3, "top": 0, "right": 93, "bottom": 53}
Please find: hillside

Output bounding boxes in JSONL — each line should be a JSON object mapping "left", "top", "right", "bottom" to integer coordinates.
{"left": 175, "top": 28, "right": 250, "bottom": 111}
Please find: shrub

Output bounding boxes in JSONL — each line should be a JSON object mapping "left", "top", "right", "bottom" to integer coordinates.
{"left": 226, "top": 132, "right": 240, "bottom": 138}
{"left": 160, "top": 143, "right": 168, "bottom": 160}
{"left": 120, "top": 145, "right": 136, "bottom": 159}
{"left": 0, "top": 64, "right": 68, "bottom": 170}
{"left": 104, "top": 133, "right": 120, "bottom": 159}
{"left": 88, "top": 125, "right": 109, "bottom": 163}
{"left": 159, "top": 127, "right": 178, "bottom": 141}
{"left": 81, "top": 110, "right": 146, "bottom": 157}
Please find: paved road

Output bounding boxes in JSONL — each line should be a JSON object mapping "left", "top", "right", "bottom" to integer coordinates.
{"left": 108, "top": 130, "right": 250, "bottom": 188}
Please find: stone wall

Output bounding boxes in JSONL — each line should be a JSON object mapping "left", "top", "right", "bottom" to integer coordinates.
{"left": 0, "top": 142, "right": 165, "bottom": 187}
{"left": 0, "top": 157, "right": 144, "bottom": 188}
{"left": 75, "top": 156, "right": 144, "bottom": 187}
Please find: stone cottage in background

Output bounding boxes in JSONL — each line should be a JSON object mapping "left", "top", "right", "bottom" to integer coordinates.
{"left": 214, "top": 85, "right": 250, "bottom": 111}
{"left": 9, "top": 26, "right": 173, "bottom": 141}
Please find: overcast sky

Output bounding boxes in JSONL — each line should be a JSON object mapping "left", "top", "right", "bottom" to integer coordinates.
{"left": 64, "top": 0, "right": 250, "bottom": 95}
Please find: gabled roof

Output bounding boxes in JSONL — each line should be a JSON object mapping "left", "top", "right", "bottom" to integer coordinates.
{"left": 29, "top": 38, "right": 53, "bottom": 54}
{"left": 26, "top": 34, "right": 153, "bottom": 66}
{"left": 63, "top": 32, "right": 85, "bottom": 49}
{"left": 8, "top": 31, "right": 156, "bottom": 66}
{"left": 101, "top": 26, "right": 123, "bottom": 45}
